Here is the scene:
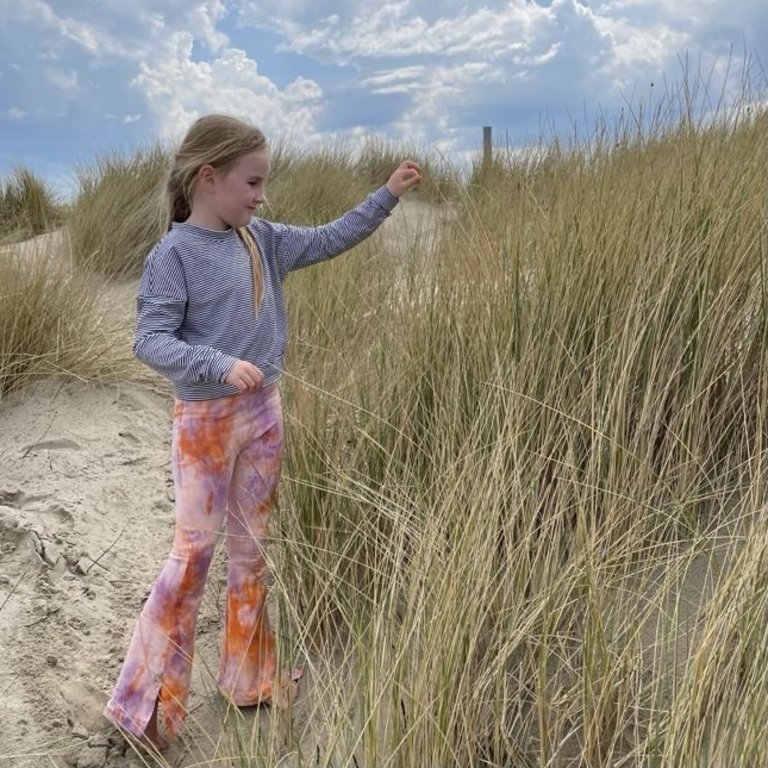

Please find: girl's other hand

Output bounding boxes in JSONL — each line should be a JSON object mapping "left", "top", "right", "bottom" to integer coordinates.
{"left": 386, "top": 161, "right": 422, "bottom": 198}
{"left": 225, "top": 360, "right": 264, "bottom": 392}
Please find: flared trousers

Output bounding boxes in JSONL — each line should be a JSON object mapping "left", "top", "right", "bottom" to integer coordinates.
{"left": 104, "top": 384, "right": 283, "bottom": 740}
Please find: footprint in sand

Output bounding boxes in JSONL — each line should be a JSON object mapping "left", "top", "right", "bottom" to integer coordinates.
{"left": 0, "top": 492, "right": 75, "bottom": 571}
{"left": 0, "top": 489, "right": 27, "bottom": 506}
{"left": 59, "top": 679, "right": 110, "bottom": 732}
{"left": 22, "top": 437, "right": 82, "bottom": 454}
{"left": 117, "top": 386, "right": 167, "bottom": 414}
{"left": 0, "top": 490, "right": 73, "bottom": 527}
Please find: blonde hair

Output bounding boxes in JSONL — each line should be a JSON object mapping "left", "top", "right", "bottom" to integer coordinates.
{"left": 167, "top": 114, "right": 267, "bottom": 311}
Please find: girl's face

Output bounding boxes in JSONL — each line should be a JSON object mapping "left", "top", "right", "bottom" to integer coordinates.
{"left": 210, "top": 149, "right": 271, "bottom": 229}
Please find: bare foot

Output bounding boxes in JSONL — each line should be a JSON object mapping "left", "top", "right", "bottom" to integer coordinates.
{"left": 142, "top": 722, "right": 168, "bottom": 751}
{"left": 117, "top": 698, "right": 168, "bottom": 755}
{"left": 270, "top": 667, "right": 303, "bottom": 710}
{"left": 142, "top": 697, "right": 169, "bottom": 751}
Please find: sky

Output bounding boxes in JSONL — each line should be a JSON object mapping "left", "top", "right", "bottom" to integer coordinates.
{"left": 0, "top": 0, "right": 765, "bottom": 196}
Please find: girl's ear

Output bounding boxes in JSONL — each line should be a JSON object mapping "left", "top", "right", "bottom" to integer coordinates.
{"left": 197, "top": 164, "right": 216, "bottom": 190}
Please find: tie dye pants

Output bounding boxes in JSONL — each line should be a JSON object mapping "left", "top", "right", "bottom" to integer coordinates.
{"left": 104, "top": 384, "right": 283, "bottom": 741}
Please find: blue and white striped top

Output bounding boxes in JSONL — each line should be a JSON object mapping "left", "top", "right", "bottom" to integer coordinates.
{"left": 133, "top": 185, "right": 399, "bottom": 400}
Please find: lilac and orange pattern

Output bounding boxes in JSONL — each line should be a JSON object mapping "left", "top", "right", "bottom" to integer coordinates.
{"left": 104, "top": 384, "right": 283, "bottom": 741}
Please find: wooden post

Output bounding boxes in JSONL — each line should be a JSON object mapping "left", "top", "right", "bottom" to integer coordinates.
{"left": 483, "top": 126, "right": 492, "bottom": 165}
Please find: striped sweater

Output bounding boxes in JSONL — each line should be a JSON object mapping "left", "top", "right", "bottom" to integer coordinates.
{"left": 133, "top": 185, "right": 399, "bottom": 400}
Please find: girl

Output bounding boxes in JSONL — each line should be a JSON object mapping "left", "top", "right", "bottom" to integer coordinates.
{"left": 104, "top": 114, "right": 421, "bottom": 752}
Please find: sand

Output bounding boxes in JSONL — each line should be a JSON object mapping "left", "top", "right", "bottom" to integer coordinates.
{"left": 0, "top": 377, "right": 172, "bottom": 766}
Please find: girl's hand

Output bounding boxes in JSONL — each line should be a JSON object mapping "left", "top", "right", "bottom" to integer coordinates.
{"left": 386, "top": 161, "right": 422, "bottom": 198}
{"left": 225, "top": 360, "right": 264, "bottom": 392}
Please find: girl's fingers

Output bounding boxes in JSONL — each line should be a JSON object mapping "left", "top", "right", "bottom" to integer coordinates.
{"left": 226, "top": 360, "right": 263, "bottom": 391}
{"left": 404, "top": 170, "right": 422, "bottom": 187}
{"left": 386, "top": 161, "right": 422, "bottom": 196}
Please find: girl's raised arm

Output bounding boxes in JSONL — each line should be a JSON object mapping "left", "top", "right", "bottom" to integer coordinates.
{"left": 271, "top": 160, "right": 422, "bottom": 276}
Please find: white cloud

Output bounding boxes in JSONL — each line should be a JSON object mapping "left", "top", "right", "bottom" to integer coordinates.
{"left": 7, "top": 107, "right": 26, "bottom": 120}
{"left": 261, "top": 1, "right": 547, "bottom": 61}
{"left": 4, "top": 0, "right": 234, "bottom": 59}
{"left": 47, "top": 68, "right": 79, "bottom": 91}
{"left": 291, "top": 0, "right": 619, "bottom": 149}
{"left": 247, "top": 0, "right": 764, "bottom": 156}
{"left": 284, "top": 76, "right": 323, "bottom": 102}
{"left": 185, "top": 0, "right": 229, "bottom": 52}
{"left": 18, "top": 0, "right": 138, "bottom": 58}
{"left": 1, "top": 0, "right": 326, "bottom": 145}
{"left": 236, "top": 0, "right": 617, "bottom": 149}
{"left": 131, "top": 32, "right": 324, "bottom": 143}
{"left": 360, "top": 66, "right": 429, "bottom": 94}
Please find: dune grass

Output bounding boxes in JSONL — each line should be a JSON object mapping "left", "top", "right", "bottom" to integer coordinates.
{"left": 0, "top": 244, "right": 134, "bottom": 399}
{"left": 0, "top": 167, "right": 61, "bottom": 244}
{"left": 265, "top": 139, "right": 456, "bottom": 225}
{"left": 2, "top": 81, "right": 767, "bottom": 766}
{"left": 64, "top": 138, "right": 452, "bottom": 280}
{"left": 67, "top": 144, "right": 170, "bottom": 278}
{"left": 264, "top": 142, "right": 371, "bottom": 226}
{"left": 263, "top": 100, "right": 767, "bottom": 767}
{"left": 353, "top": 135, "right": 460, "bottom": 204}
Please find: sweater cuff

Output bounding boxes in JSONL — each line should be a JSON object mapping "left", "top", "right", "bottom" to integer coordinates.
{"left": 371, "top": 186, "right": 399, "bottom": 214}
{"left": 211, "top": 352, "right": 239, "bottom": 384}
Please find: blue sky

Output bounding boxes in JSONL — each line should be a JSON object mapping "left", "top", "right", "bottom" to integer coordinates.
{"left": 0, "top": 0, "right": 765, "bottom": 196}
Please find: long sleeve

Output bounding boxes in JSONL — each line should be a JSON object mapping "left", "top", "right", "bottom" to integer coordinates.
{"left": 132, "top": 245, "right": 238, "bottom": 384}
{"left": 274, "top": 186, "right": 398, "bottom": 278}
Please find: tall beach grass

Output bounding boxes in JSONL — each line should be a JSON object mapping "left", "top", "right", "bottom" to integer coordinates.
{"left": 0, "top": 167, "right": 61, "bottom": 244}
{"left": 68, "top": 144, "right": 170, "bottom": 278}
{"left": 265, "top": 95, "right": 768, "bottom": 767}
{"left": 0, "top": 245, "right": 134, "bottom": 398}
